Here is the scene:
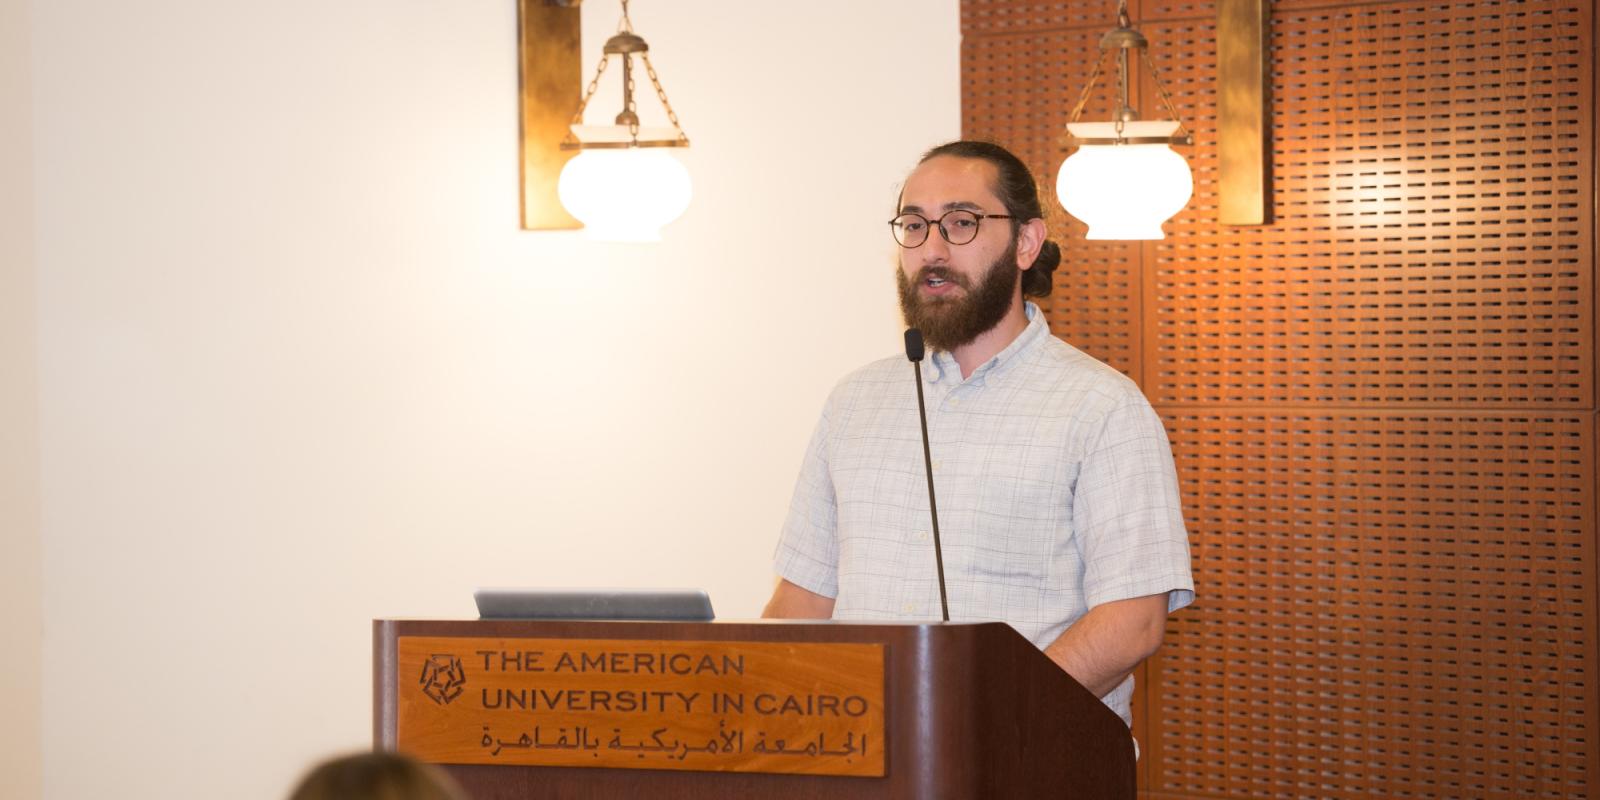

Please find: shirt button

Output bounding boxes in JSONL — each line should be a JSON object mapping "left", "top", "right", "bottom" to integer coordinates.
{"left": 915, "top": 530, "right": 929, "bottom": 541}
{"left": 901, "top": 603, "right": 916, "bottom": 613}
{"left": 949, "top": 398, "right": 961, "bottom": 408}
{"left": 932, "top": 459, "right": 942, "bottom": 471}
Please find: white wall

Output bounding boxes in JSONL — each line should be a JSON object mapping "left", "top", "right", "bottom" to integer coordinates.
{"left": 29, "top": 1, "right": 959, "bottom": 797}
{"left": 2, "top": 0, "right": 42, "bottom": 796}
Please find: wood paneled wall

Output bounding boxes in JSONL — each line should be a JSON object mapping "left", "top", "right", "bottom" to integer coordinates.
{"left": 960, "top": 0, "right": 1597, "bottom": 797}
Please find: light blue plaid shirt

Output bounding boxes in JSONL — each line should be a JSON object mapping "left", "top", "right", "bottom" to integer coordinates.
{"left": 774, "top": 303, "right": 1194, "bottom": 725}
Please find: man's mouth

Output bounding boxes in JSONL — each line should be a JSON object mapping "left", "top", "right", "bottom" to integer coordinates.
{"left": 920, "top": 269, "right": 961, "bottom": 291}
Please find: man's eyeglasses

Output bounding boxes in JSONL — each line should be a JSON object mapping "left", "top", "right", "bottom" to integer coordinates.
{"left": 888, "top": 210, "right": 1014, "bottom": 248}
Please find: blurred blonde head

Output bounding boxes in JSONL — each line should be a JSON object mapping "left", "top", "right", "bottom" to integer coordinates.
{"left": 288, "top": 752, "right": 467, "bottom": 800}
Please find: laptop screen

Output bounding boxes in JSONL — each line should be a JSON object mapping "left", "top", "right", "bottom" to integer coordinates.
{"left": 473, "top": 588, "right": 714, "bottom": 621}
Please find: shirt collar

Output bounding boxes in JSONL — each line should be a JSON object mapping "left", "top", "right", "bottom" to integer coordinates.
{"left": 925, "top": 302, "right": 1049, "bottom": 385}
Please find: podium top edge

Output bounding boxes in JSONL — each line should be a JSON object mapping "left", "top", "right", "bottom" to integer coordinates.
{"left": 373, "top": 618, "right": 1010, "bottom": 627}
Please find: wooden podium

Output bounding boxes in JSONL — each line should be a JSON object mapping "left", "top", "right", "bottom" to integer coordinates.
{"left": 374, "top": 619, "right": 1135, "bottom": 799}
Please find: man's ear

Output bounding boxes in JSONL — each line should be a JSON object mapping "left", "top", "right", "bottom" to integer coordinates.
{"left": 1015, "top": 217, "right": 1048, "bottom": 270}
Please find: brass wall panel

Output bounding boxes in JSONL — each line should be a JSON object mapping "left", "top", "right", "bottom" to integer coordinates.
{"left": 1216, "top": 0, "right": 1270, "bottom": 225}
{"left": 518, "top": 0, "right": 582, "bottom": 230}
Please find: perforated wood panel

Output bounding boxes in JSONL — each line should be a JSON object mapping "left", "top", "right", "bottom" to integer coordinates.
{"left": 960, "top": 0, "right": 1598, "bottom": 797}
{"left": 1152, "top": 1, "right": 1593, "bottom": 408}
{"left": 1159, "top": 411, "right": 1594, "bottom": 798}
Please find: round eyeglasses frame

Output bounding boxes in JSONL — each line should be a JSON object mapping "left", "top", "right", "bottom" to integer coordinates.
{"left": 887, "top": 210, "right": 1016, "bottom": 248}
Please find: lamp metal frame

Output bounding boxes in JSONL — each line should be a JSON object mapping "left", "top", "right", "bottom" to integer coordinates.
{"left": 1064, "top": 1, "right": 1194, "bottom": 147}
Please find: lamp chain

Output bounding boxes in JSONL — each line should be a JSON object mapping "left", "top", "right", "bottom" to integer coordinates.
{"left": 1063, "top": 0, "right": 1189, "bottom": 140}
{"left": 1066, "top": 54, "right": 1108, "bottom": 125}
{"left": 1115, "top": 48, "right": 1129, "bottom": 133}
{"left": 624, "top": 60, "right": 640, "bottom": 139}
{"left": 1142, "top": 49, "right": 1191, "bottom": 139}
{"left": 641, "top": 53, "right": 688, "bottom": 143}
{"left": 565, "top": 53, "right": 613, "bottom": 145}
{"left": 562, "top": 0, "right": 688, "bottom": 148}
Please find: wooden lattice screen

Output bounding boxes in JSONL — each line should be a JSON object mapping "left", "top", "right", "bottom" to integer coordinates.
{"left": 960, "top": 0, "right": 1597, "bottom": 797}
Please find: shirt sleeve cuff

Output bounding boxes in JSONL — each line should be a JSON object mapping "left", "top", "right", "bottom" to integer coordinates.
{"left": 1085, "top": 574, "right": 1195, "bottom": 613}
{"left": 773, "top": 545, "right": 839, "bottom": 599}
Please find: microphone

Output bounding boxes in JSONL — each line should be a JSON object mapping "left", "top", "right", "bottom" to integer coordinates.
{"left": 903, "top": 328, "right": 951, "bottom": 622}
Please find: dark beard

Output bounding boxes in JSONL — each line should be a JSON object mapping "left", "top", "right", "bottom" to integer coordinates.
{"left": 895, "top": 240, "right": 1020, "bottom": 352}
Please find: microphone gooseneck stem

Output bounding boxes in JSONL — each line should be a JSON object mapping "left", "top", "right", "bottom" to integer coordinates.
{"left": 911, "top": 360, "right": 951, "bottom": 622}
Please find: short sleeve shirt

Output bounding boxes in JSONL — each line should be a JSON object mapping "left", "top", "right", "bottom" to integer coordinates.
{"left": 773, "top": 303, "right": 1194, "bottom": 726}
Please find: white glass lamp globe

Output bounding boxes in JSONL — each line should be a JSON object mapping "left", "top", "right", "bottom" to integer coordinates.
{"left": 1056, "top": 120, "right": 1193, "bottom": 240}
{"left": 558, "top": 148, "right": 692, "bottom": 243}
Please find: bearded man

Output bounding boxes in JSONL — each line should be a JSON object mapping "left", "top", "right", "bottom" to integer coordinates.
{"left": 762, "top": 140, "right": 1194, "bottom": 730}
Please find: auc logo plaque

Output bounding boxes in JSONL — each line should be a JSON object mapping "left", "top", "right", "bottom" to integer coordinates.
{"left": 420, "top": 654, "right": 467, "bottom": 705}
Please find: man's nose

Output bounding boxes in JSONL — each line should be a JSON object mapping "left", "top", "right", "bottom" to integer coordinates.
{"left": 920, "top": 225, "right": 953, "bottom": 261}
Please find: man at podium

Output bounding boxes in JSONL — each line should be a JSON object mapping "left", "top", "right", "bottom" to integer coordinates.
{"left": 764, "top": 141, "right": 1194, "bottom": 729}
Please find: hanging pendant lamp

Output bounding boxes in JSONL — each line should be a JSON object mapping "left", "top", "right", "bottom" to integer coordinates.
{"left": 1056, "top": 1, "right": 1194, "bottom": 240}
{"left": 557, "top": 0, "right": 691, "bottom": 243}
